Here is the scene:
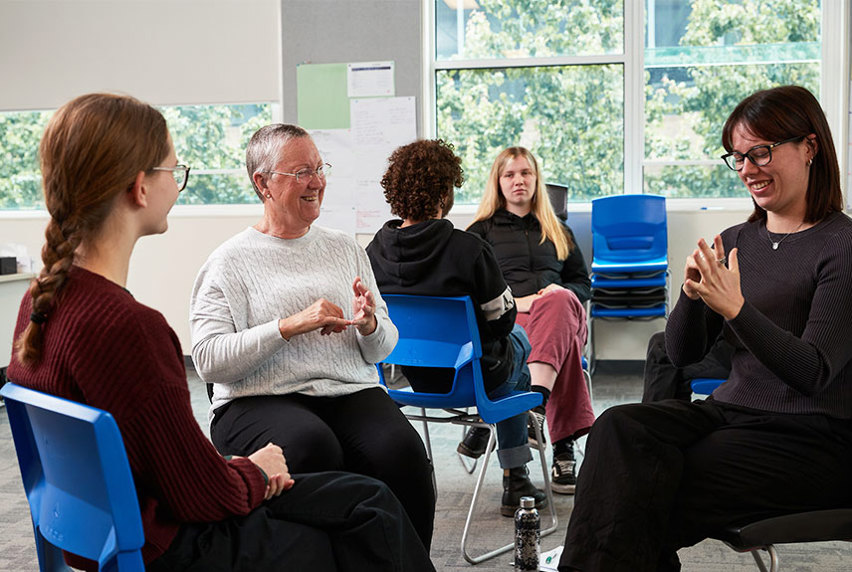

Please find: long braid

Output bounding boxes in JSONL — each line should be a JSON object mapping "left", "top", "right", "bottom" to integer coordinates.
{"left": 13, "top": 93, "right": 169, "bottom": 365}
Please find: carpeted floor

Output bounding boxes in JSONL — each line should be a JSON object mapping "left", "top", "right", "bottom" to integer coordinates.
{"left": 1, "top": 362, "right": 849, "bottom": 571}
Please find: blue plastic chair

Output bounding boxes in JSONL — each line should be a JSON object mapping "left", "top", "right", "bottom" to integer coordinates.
{"left": 590, "top": 194, "right": 668, "bottom": 275}
{"left": 1, "top": 382, "right": 145, "bottom": 572}
{"left": 376, "top": 294, "right": 557, "bottom": 564}
{"left": 691, "top": 377, "right": 725, "bottom": 396}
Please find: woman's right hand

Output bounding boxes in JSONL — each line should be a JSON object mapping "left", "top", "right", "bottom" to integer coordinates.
{"left": 278, "top": 298, "right": 351, "bottom": 339}
{"left": 247, "top": 443, "right": 294, "bottom": 499}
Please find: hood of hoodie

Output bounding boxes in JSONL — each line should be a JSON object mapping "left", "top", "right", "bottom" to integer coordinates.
{"left": 368, "top": 219, "right": 455, "bottom": 287}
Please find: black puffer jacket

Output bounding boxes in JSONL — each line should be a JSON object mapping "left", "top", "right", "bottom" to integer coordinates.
{"left": 467, "top": 209, "right": 591, "bottom": 301}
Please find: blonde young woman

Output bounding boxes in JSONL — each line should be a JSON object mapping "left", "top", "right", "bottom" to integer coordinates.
{"left": 467, "top": 147, "right": 595, "bottom": 494}
{"left": 7, "top": 93, "right": 433, "bottom": 572}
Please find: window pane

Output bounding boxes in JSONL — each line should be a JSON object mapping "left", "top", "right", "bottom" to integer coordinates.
{"left": 437, "top": 65, "right": 623, "bottom": 203}
{"left": 436, "top": 0, "right": 623, "bottom": 60}
{"left": 163, "top": 103, "right": 272, "bottom": 205}
{"left": 644, "top": 0, "right": 821, "bottom": 198}
{"left": 0, "top": 110, "right": 52, "bottom": 210}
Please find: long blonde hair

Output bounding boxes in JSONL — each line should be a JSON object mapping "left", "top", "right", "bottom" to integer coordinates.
{"left": 469, "top": 146, "right": 572, "bottom": 259}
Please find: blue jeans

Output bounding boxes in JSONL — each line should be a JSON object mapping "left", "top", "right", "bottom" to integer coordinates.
{"left": 489, "top": 323, "right": 534, "bottom": 469}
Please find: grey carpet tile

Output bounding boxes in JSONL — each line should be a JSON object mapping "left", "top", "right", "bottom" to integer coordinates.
{"left": 2, "top": 365, "right": 851, "bottom": 571}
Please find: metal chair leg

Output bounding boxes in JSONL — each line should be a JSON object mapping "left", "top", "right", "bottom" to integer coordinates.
{"left": 419, "top": 408, "right": 437, "bottom": 496}
{"left": 457, "top": 413, "right": 478, "bottom": 474}
{"left": 460, "top": 416, "right": 558, "bottom": 564}
{"left": 749, "top": 546, "right": 776, "bottom": 572}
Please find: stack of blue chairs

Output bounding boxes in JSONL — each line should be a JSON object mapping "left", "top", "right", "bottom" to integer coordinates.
{"left": 589, "top": 194, "right": 669, "bottom": 363}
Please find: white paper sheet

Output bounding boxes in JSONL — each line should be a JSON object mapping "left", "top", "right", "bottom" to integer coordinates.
{"left": 347, "top": 61, "right": 395, "bottom": 98}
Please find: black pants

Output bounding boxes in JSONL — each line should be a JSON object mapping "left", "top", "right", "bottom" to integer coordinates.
{"left": 642, "top": 331, "right": 733, "bottom": 402}
{"left": 559, "top": 399, "right": 852, "bottom": 572}
{"left": 210, "top": 387, "right": 435, "bottom": 550}
{"left": 148, "top": 471, "right": 434, "bottom": 572}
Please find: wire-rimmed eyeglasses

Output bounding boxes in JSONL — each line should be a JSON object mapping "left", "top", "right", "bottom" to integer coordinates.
{"left": 265, "top": 163, "right": 332, "bottom": 183}
{"left": 720, "top": 136, "right": 805, "bottom": 171}
{"left": 150, "top": 164, "right": 191, "bottom": 192}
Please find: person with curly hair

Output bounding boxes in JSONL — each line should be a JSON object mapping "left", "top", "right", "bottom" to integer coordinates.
{"left": 366, "top": 139, "right": 548, "bottom": 517}
{"left": 468, "top": 147, "right": 594, "bottom": 495}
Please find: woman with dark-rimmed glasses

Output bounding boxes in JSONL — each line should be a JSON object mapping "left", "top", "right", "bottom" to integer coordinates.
{"left": 558, "top": 85, "right": 852, "bottom": 571}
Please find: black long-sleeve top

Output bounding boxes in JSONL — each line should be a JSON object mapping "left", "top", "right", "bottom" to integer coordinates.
{"left": 467, "top": 209, "right": 591, "bottom": 301}
{"left": 367, "top": 218, "right": 517, "bottom": 392}
{"left": 666, "top": 211, "right": 852, "bottom": 418}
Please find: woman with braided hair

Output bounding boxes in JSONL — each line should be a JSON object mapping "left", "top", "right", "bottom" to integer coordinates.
{"left": 6, "top": 93, "right": 433, "bottom": 572}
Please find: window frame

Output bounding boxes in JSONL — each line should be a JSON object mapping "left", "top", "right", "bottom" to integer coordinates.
{"left": 422, "top": 1, "right": 850, "bottom": 210}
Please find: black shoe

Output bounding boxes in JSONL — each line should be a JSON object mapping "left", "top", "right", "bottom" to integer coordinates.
{"left": 501, "top": 466, "right": 548, "bottom": 517}
{"left": 457, "top": 427, "right": 492, "bottom": 459}
{"left": 551, "top": 448, "right": 577, "bottom": 495}
{"left": 527, "top": 405, "right": 547, "bottom": 448}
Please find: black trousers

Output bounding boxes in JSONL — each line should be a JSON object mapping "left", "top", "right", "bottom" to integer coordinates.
{"left": 148, "top": 471, "right": 435, "bottom": 572}
{"left": 642, "top": 331, "right": 733, "bottom": 402}
{"left": 210, "top": 387, "right": 435, "bottom": 550}
{"left": 559, "top": 399, "right": 852, "bottom": 572}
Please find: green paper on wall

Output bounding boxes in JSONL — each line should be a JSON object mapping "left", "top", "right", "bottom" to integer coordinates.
{"left": 297, "top": 63, "right": 350, "bottom": 129}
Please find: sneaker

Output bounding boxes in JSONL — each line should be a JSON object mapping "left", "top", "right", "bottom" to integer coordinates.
{"left": 501, "top": 465, "right": 548, "bottom": 517}
{"left": 457, "top": 426, "right": 492, "bottom": 459}
{"left": 527, "top": 405, "right": 547, "bottom": 448}
{"left": 551, "top": 450, "right": 577, "bottom": 495}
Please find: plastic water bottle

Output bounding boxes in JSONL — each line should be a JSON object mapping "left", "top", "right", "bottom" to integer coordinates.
{"left": 514, "top": 496, "right": 540, "bottom": 571}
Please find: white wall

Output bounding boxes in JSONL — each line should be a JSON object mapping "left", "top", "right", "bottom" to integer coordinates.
{"left": 0, "top": 206, "right": 751, "bottom": 359}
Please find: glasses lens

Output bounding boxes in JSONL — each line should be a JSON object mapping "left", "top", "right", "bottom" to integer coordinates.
{"left": 750, "top": 147, "right": 771, "bottom": 166}
{"left": 319, "top": 164, "right": 331, "bottom": 178}
{"left": 723, "top": 154, "right": 740, "bottom": 171}
{"left": 174, "top": 169, "right": 186, "bottom": 189}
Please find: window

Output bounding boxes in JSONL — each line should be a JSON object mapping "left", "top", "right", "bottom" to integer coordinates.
{"left": 429, "top": 0, "right": 834, "bottom": 204}
{"left": 0, "top": 103, "right": 274, "bottom": 210}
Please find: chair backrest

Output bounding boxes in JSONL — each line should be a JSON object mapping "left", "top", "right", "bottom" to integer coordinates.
{"left": 591, "top": 194, "right": 667, "bottom": 263}
{"left": 1, "top": 382, "right": 145, "bottom": 571}
{"left": 546, "top": 183, "right": 568, "bottom": 221}
{"left": 379, "top": 295, "right": 539, "bottom": 424}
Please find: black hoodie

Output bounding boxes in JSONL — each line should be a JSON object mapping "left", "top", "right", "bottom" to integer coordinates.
{"left": 366, "top": 219, "right": 517, "bottom": 393}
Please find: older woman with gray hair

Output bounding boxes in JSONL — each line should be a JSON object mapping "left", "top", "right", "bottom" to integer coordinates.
{"left": 190, "top": 124, "right": 436, "bottom": 552}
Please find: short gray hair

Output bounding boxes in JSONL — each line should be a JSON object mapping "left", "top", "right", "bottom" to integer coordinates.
{"left": 246, "top": 124, "right": 310, "bottom": 200}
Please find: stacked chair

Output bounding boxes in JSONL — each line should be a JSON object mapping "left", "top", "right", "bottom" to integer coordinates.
{"left": 588, "top": 194, "right": 668, "bottom": 366}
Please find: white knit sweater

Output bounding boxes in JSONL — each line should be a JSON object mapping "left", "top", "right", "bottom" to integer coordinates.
{"left": 190, "top": 226, "right": 398, "bottom": 418}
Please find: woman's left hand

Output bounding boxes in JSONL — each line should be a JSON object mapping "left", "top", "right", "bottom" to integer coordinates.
{"left": 351, "top": 276, "right": 378, "bottom": 336}
{"left": 684, "top": 235, "right": 745, "bottom": 320}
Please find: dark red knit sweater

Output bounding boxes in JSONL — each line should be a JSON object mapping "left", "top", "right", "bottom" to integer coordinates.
{"left": 7, "top": 266, "right": 267, "bottom": 569}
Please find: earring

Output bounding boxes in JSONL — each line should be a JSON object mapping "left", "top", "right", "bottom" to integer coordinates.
{"left": 265, "top": 192, "right": 272, "bottom": 198}
{"left": 807, "top": 158, "right": 813, "bottom": 167}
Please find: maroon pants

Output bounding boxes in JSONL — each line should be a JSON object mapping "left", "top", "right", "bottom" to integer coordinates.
{"left": 516, "top": 288, "right": 595, "bottom": 443}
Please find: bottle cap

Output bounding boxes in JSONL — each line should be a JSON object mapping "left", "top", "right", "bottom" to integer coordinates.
{"left": 520, "top": 496, "right": 535, "bottom": 509}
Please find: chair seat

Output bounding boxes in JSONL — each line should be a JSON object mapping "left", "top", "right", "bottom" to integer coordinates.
{"left": 590, "top": 304, "right": 666, "bottom": 318}
{"left": 388, "top": 386, "right": 541, "bottom": 424}
{"left": 591, "top": 274, "right": 668, "bottom": 289}
{"left": 691, "top": 378, "right": 725, "bottom": 395}
{"left": 591, "top": 258, "right": 668, "bottom": 275}
{"left": 713, "top": 509, "right": 852, "bottom": 549}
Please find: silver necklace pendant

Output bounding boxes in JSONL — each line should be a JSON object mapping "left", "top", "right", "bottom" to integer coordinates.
{"left": 766, "top": 220, "right": 805, "bottom": 251}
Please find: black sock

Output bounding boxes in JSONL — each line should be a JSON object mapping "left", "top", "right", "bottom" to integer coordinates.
{"left": 531, "top": 385, "right": 550, "bottom": 407}
{"left": 553, "top": 437, "right": 574, "bottom": 456}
